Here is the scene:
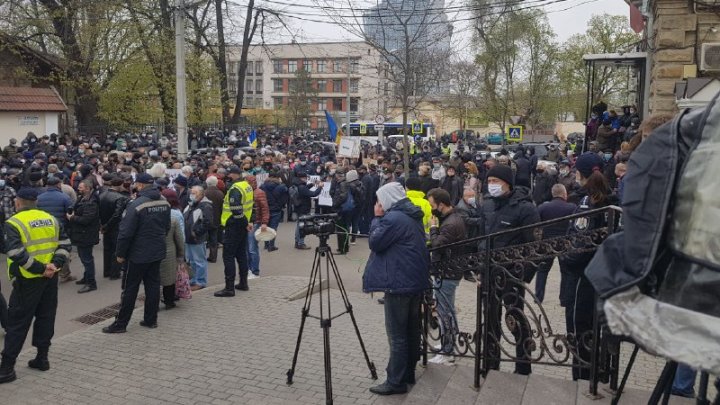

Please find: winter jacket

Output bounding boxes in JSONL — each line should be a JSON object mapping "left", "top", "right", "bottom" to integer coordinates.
{"left": 514, "top": 156, "right": 531, "bottom": 188}
{"left": 260, "top": 179, "right": 288, "bottom": 213}
{"left": 98, "top": 188, "right": 130, "bottom": 232}
{"left": 363, "top": 198, "right": 430, "bottom": 294}
{"left": 69, "top": 194, "right": 100, "bottom": 247}
{"left": 116, "top": 187, "right": 170, "bottom": 264}
{"left": 531, "top": 172, "right": 556, "bottom": 206}
{"left": 478, "top": 186, "right": 539, "bottom": 249}
{"left": 429, "top": 209, "right": 467, "bottom": 280}
{"left": 183, "top": 197, "right": 213, "bottom": 244}
{"left": 247, "top": 176, "right": 270, "bottom": 225}
{"left": 37, "top": 187, "right": 72, "bottom": 227}
{"left": 537, "top": 197, "right": 576, "bottom": 239}
{"left": 418, "top": 175, "right": 439, "bottom": 195}
{"left": 160, "top": 210, "right": 185, "bottom": 287}
{"left": 205, "top": 185, "right": 224, "bottom": 229}
{"left": 440, "top": 174, "right": 464, "bottom": 206}
{"left": 596, "top": 125, "right": 617, "bottom": 153}
{"left": 293, "top": 177, "right": 321, "bottom": 215}
{"left": 406, "top": 189, "right": 432, "bottom": 233}
{"left": 456, "top": 199, "right": 482, "bottom": 239}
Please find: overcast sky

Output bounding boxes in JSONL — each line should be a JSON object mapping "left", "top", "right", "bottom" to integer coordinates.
{"left": 266, "top": 0, "right": 630, "bottom": 49}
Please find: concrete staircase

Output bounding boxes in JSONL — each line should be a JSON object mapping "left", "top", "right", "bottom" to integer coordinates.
{"left": 373, "top": 365, "right": 697, "bottom": 405}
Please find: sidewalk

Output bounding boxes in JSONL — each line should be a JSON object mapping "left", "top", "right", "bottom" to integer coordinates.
{"left": 1, "top": 276, "right": 389, "bottom": 405}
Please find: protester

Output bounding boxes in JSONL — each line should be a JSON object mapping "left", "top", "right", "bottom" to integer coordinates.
{"left": 37, "top": 176, "right": 76, "bottom": 283}
{"left": 184, "top": 186, "right": 213, "bottom": 290}
{"left": 69, "top": 180, "right": 101, "bottom": 293}
{"left": 204, "top": 176, "right": 224, "bottom": 263}
{"left": 260, "top": 170, "right": 287, "bottom": 252}
{"left": 364, "top": 182, "right": 429, "bottom": 396}
{"left": 246, "top": 175, "right": 269, "bottom": 276}
{"left": 98, "top": 175, "right": 130, "bottom": 280}
{"left": 160, "top": 189, "right": 185, "bottom": 309}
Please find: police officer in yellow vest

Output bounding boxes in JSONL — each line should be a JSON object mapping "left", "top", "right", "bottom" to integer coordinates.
{"left": 215, "top": 165, "right": 253, "bottom": 297}
{"left": 0, "top": 188, "right": 71, "bottom": 384}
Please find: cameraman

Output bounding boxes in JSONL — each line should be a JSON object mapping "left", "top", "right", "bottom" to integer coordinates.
{"left": 293, "top": 172, "right": 322, "bottom": 250}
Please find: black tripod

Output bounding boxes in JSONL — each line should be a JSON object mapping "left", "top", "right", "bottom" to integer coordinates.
{"left": 286, "top": 232, "right": 377, "bottom": 405}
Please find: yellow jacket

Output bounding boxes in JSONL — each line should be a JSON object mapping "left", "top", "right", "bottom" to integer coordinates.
{"left": 406, "top": 189, "right": 432, "bottom": 233}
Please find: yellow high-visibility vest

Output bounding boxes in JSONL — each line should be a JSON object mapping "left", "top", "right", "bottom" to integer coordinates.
{"left": 6, "top": 209, "right": 59, "bottom": 279}
{"left": 221, "top": 181, "right": 254, "bottom": 226}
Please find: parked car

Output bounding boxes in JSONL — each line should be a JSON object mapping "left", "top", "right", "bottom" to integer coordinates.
{"left": 486, "top": 133, "right": 504, "bottom": 145}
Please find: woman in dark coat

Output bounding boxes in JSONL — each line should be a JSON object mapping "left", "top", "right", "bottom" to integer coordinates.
{"left": 159, "top": 189, "right": 185, "bottom": 309}
{"left": 69, "top": 179, "right": 100, "bottom": 293}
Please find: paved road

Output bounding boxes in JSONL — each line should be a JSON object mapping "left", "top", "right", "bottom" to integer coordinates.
{"left": 0, "top": 218, "right": 372, "bottom": 339}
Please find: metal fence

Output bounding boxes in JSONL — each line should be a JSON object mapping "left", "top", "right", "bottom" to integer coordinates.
{"left": 426, "top": 206, "right": 623, "bottom": 397}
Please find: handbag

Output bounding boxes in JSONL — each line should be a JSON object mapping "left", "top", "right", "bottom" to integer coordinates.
{"left": 175, "top": 261, "right": 192, "bottom": 300}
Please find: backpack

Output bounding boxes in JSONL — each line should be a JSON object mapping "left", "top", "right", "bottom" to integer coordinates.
{"left": 288, "top": 185, "right": 301, "bottom": 206}
{"left": 340, "top": 186, "right": 355, "bottom": 213}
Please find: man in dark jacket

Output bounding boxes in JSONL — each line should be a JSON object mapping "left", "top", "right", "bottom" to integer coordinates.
{"left": 103, "top": 173, "right": 170, "bottom": 333}
{"left": 37, "top": 177, "right": 76, "bottom": 283}
{"left": 513, "top": 147, "right": 531, "bottom": 188}
{"left": 204, "top": 176, "right": 224, "bottom": 263}
{"left": 440, "top": 165, "right": 463, "bottom": 206}
{"left": 98, "top": 175, "right": 130, "bottom": 280}
{"left": 259, "top": 171, "right": 287, "bottom": 252}
{"left": 363, "top": 183, "right": 429, "bottom": 396}
{"left": 534, "top": 184, "right": 576, "bottom": 303}
{"left": 331, "top": 168, "right": 352, "bottom": 254}
{"left": 359, "top": 164, "right": 379, "bottom": 235}
{"left": 427, "top": 188, "right": 466, "bottom": 365}
{"left": 480, "top": 164, "right": 540, "bottom": 375}
{"left": 531, "top": 162, "right": 556, "bottom": 206}
{"left": 292, "top": 172, "right": 322, "bottom": 249}
{"left": 455, "top": 188, "right": 482, "bottom": 239}
{"left": 184, "top": 186, "right": 213, "bottom": 289}
{"left": 345, "top": 170, "right": 365, "bottom": 244}
{"left": 69, "top": 180, "right": 100, "bottom": 293}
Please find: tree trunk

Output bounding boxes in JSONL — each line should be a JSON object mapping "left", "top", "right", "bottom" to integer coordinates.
{"left": 216, "top": 0, "right": 230, "bottom": 123}
{"left": 230, "top": 0, "right": 257, "bottom": 125}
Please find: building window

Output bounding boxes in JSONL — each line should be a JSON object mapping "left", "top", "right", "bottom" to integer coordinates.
{"left": 303, "top": 60, "right": 312, "bottom": 72}
{"left": 333, "top": 60, "right": 342, "bottom": 73}
{"left": 228, "top": 61, "right": 236, "bottom": 76}
{"left": 245, "top": 79, "right": 253, "bottom": 93}
{"left": 255, "top": 80, "right": 263, "bottom": 93}
{"left": 255, "top": 61, "right": 263, "bottom": 74}
{"left": 288, "top": 79, "right": 297, "bottom": 92}
{"left": 247, "top": 61, "right": 254, "bottom": 75}
{"left": 317, "top": 60, "right": 325, "bottom": 72}
{"left": 333, "top": 80, "right": 342, "bottom": 93}
{"left": 317, "top": 98, "right": 326, "bottom": 111}
{"left": 288, "top": 60, "right": 297, "bottom": 73}
{"left": 273, "top": 97, "right": 283, "bottom": 109}
{"left": 317, "top": 79, "right": 327, "bottom": 92}
{"left": 350, "top": 98, "right": 358, "bottom": 112}
{"left": 384, "top": 82, "right": 389, "bottom": 96}
{"left": 273, "top": 79, "right": 282, "bottom": 92}
{"left": 229, "top": 78, "right": 237, "bottom": 95}
{"left": 273, "top": 60, "right": 282, "bottom": 73}
{"left": 350, "top": 79, "right": 359, "bottom": 93}
{"left": 350, "top": 59, "right": 359, "bottom": 73}
{"left": 333, "top": 98, "right": 343, "bottom": 111}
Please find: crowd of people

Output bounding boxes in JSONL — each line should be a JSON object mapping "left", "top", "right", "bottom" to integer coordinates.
{"left": 0, "top": 107, "right": 678, "bottom": 392}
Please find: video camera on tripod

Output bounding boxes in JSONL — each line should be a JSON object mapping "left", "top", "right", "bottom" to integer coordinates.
{"left": 297, "top": 213, "right": 338, "bottom": 237}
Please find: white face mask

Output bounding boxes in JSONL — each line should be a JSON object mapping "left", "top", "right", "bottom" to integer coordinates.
{"left": 467, "top": 197, "right": 476, "bottom": 208}
{"left": 560, "top": 169, "right": 569, "bottom": 176}
{"left": 488, "top": 183, "right": 504, "bottom": 198}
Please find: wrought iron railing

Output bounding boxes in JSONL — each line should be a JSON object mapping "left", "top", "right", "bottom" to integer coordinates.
{"left": 424, "top": 205, "right": 623, "bottom": 397}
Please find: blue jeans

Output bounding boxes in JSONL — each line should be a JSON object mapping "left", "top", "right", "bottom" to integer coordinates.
{"left": 76, "top": 245, "right": 96, "bottom": 286}
{"left": 384, "top": 293, "right": 422, "bottom": 388}
{"left": 294, "top": 221, "right": 305, "bottom": 246}
{"left": 434, "top": 278, "right": 460, "bottom": 354}
{"left": 247, "top": 223, "right": 260, "bottom": 275}
{"left": 186, "top": 243, "right": 208, "bottom": 287}
{"left": 672, "top": 364, "right": 697, "bottom": 397}
{"left": 264, "top": 211, "right": 282, "bottom": 249}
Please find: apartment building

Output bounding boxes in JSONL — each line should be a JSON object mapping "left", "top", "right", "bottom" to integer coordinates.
{"left": 227, "top": 41, "right": 388, "bottom": 129}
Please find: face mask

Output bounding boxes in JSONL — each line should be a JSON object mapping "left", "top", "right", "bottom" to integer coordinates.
{"left": 0, "top": 179, "right": 5, "bottom": 188}
{"left": 560, "top": 169, "right": 569, "bottom": 176}
{"left": 467, "top": 197, "right": 476, "bottom": 208}
{"left": 329, "top": 169, "right": 336, "bottom": 175}
{"left": 300, "top": 161, "right": 306, "bottom": 166}
{"left": 433, "top": 163, "right": 440, "bottom": 169}
{"left": 603, "top": 153, "right": 612, "bottom": 161}
{"left": 488, "top": 184, "right": 504, "bottom": 198}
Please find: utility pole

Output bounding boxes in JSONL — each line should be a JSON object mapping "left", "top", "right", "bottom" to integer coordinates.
{"left": 175, "top": 0, "right": 188, "bottom": 158}
{"left": 346, "top": 56, "right": 351, "bottom": 136}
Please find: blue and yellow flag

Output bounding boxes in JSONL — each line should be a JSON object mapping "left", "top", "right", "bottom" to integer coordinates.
{"left": 249, "top": 129, "right": 257, "bottom": 148}
{"left": 324, "top": 110, "right": 343, "bottom": 145}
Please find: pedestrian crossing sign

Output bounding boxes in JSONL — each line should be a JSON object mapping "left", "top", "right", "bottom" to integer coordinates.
{"left": 507, "top": 126, "right": 523, "bottom": 142}
{"left": 359, "top": 123, "right": 367, "bottom": 134}
{"left": 412, "top": 121, "right": 423, "bottom": 134}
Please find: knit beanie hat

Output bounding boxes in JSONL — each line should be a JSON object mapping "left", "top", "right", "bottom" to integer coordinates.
{"left": 486, "top": 165, "right": 514, "bottom": 189}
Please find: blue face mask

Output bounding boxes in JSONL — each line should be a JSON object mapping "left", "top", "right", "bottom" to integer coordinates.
{"left": 0, "top": 180, "right": 5, "bottom": 188}
{"left": 603, "top": 153, "right": 612, "bottom": 162}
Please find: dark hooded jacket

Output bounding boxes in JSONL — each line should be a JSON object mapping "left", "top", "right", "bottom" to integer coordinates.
{"left": 116, "top": 186, "right": 170, "bottom": 263}
{"left": 363, "top": 198, "right": 430, "bottom": 294}
{"left": 478, "top": 186, "right": 540, "bottom": 249}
